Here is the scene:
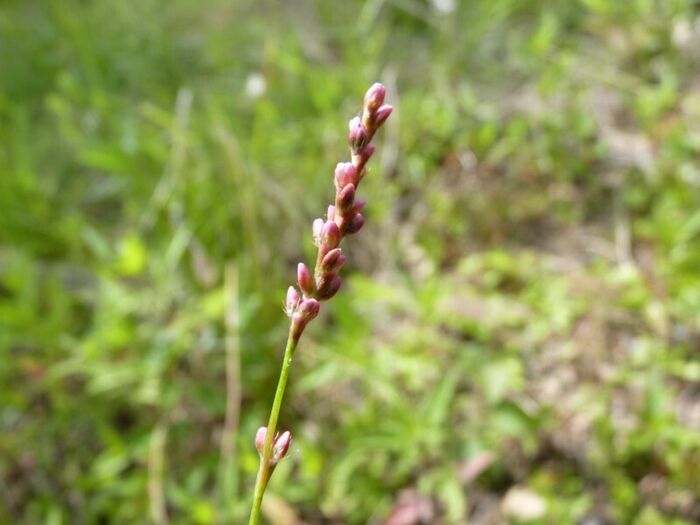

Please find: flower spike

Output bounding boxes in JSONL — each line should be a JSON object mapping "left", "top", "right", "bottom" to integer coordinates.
{"left": 249, "top": 83, "right": 392, "bottom": 524}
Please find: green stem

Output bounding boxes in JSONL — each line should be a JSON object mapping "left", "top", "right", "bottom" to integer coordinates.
{"left": 248, "top": 328, "right": 298, "bottom": 525}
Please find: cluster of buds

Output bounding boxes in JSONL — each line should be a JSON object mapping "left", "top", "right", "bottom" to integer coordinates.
{"left": 250, "top": 84, "right": 392, "bottom": 523}
{"left": 285, "top": 83, "right": 393, "bottom": 343}
{"left": 255, "top": 426, "right": 291, "bottom": 472}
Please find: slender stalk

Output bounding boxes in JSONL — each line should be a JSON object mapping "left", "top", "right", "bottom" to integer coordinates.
{"left": 248, "top": 329, "right": 298, "bottom": 525}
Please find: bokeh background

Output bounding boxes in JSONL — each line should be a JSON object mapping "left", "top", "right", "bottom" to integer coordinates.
{"left": 3, "top": 0, "right": 700, "bottom": 523}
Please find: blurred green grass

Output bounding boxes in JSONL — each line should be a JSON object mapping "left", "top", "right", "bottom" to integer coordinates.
{"left": 2, "top": 0, "right": 700, "bottom": 523}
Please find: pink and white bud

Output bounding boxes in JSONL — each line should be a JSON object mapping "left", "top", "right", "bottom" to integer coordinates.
{"left": 348, "top": 116, "right": 361, "bottom": 132}
{"left": 255, "top": 426, "right": 267, "bottom": 456}
{"left": 337, "top": 183, "right": 356, "bottom": 213}
{"left": 321, "top": 248, "right": 347, "bottom": 273}
{"left": 297, "top": 263, "right": 314, "bottom": 296}
{"left": 317, "top": 273, "right": 342, "bottom": 300}
{"left": 271, "top": 430, "right": 292, "bottom": 464}
{"left": 285, "top": 286, "right": 301, "bottom": 316}
{"left": 364, "top": 83, "right": 386, "bottom": 112}
{"left": 346, "top": 213, "right": 365, "bottom": 235}
{"left": 327, "top": 205, "right": 336, "bottom": 221}
{"left": 348, "top": 117, "right": 369, "bottom": 151}
{"left": 297, "top": 298, "right": 320, "bottom": 320}
{"left": 255, "top": 427, "right": 292, "bottom": 466}
{"left": 312, "top": 218, "right": 325, "bottom": 246}
{"left": 321, "top": 220, "right": 341, "bottom": 249}
{"left": 373, "top": 104, "right": 393, "bottom": 128}
{"left": 291, "top": 298, "right": 321, "bottom": 340}
{"left": 334, "top": 162, "right": 357, "bottom": 190}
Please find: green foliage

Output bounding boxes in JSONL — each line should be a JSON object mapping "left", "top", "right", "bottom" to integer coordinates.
{"left": 2, "top": 0, "right": 700, "bottom": 523}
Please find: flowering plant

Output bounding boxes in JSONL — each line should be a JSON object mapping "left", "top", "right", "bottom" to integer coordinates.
{"left": 248, "top": 83, "right": 392, "bottom": 525}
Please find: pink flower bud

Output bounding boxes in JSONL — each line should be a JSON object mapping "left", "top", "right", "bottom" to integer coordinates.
{"left": 348, "top": 117, "right": 369, "bottom": 151}
{"left": 351, "top": 199, "right": 366, "bottom": 215}
{"left": 317, "top": 273, "right": 342, "bottom": 300}
{"left": 271, "top": 430, "right": 292, "bottom": 464}
{"left": 337, "top": 183, "right": 355, "bottom": 213}
{"left": 290, "top": 299, "right": 321, "bottom": 341}
{"left": 348, "top": 116, "right": 360, "bottom": 132}
{"left": 321, "top": 221, "right": 341, "bottom": 249}
{"left": 335, "top": 254, "right": 347, "bottom": 272}
{"left": 285, "top": 286, "right": 301, "bottom": 316}
{"left": 256, "top": 427, "right": 292, "bottom": 466}
{"left": 291, "top": 298, "right": 320, "bottom": 340}
{"left": 297, "top": 263, "right": 314, "bottom": 296}
{"left": 353, "top": 143, "right": 376, "bottom": 172}
{"left": 297, "top": 298, "right": 320, "bottom": 320}
{"left": 346, "top": 213, "right": 365, "bottom": 234}
{"left": 327, "top": 205, "right": 336, "bottom": 221}
{"left": 321, "top": 248, "right": 347, "bottom": 273}
{"left": 334, "top": 162, "right": 357, "bottom": 190}
{"left": 364, "top": 82, "right": 386, "bottom": 112}
{"left": 373, "top": 104, "right": 393, "bottom": 128}
{"left": 255, "top": 427, "right": 267, "bottom": 456}
{"left": 312, "top": 218, "right": 324, "bottom": 245}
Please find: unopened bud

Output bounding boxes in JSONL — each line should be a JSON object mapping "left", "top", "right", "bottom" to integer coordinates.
{"left": 297, "top": 298, "right": 320, "bottom": 320}
{"left": 348, "top": 117, "right": 369, "bottom": 151}
{"left": 285, "top": 286, "right": 301, "bottom": 316}
{"left": 353, "top": 143, "right": 375, "bottom": 172}
{"left": 337, "top": 183, "right": 355, "bottom": 213}
{"left": 255, "top": 427, "right": 267, "bottom": 456}
{"left": 297, "top": 263, "right": 314, "bottom": 296}
{"left": 271, "top": 430, "right": 292, "bottom": 464}
{"left": 373, "top": 104, "right": 393, "bottom": 128}
{"left": 291, "top": 298, "right": 320, "bottom": 340}
{"left": 312, "top": 218, "right": 324, "bottom": 245}
{"left": 364, "top": 83, "right": 386, "bottom": 112}
{"left": 351, "top": 199, "right": 366, "bottom": 215}
{"left": 346, "top": 213, "right": 365, "bottom": 235}
{"left": 316, "top": 273, "right": 342, "bottom": 300}
{"left": 334, "top": 162, "right": 357, "bottom": 190}
{"left": 321, "top": 221, "right": 341, "bottom": 249}
{"left": 321, "top": 248, "right": 347, "bottom": 273}
{"left": 327, "top": 205, "right": 336, "bottom": 221}
{"left": 255, "top": 427, "right": 292, "bottom": 467}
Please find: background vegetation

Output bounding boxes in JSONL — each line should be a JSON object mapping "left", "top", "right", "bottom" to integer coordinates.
{"left": 3, "top": 0, "right": 700, "bottom": 523}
